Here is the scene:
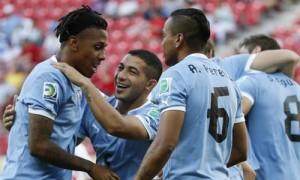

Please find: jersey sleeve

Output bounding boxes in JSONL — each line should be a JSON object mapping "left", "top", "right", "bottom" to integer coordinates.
{"left": 234, "top": 83, "right": 246, "bottom": 124}
{"left": 23, "top": 72, "right": 65, "bottom": 120}
{"left": 150, "top": 68, "right": 188, "bottom": 113}
{"left": 236, "top": 75, "right": 258, "bottom": 106}
{"left": 216, "top": 54, "right": 256, "bottom": 80}
{"left": 134, "top": 104, "right": 160, "bottom": 140}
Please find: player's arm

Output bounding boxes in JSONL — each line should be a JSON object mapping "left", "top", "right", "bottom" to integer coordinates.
{"left": 227, "top": 121, "right": 248, "bottom": 167}
{"left": 135, "top": 110, "right": 185, "bottom": 180}
{"left": 241, "top": 95, "right": 253, "bottom": 115}
{"left": 241, "top": 161, "right": 256, "bottom": 180}
{"left": 251, "top": 49, "right": 299, "bottom": 76}
{"left": 53, "top": 62, "right": 150, "bottom": 140}
{"left": 83, "top": 81, "right": 149, "bottom": 140}
{"left": 28, "top": 113, "right": 119, "bottom": 179}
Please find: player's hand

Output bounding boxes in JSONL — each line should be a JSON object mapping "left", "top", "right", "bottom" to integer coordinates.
{"left": 2, "top": 95, "right": 17, "bottom": 131}
{"left": 88, "top": 164, "right": 119, "bottom": 180}
{"left": 241, "top": 162, "right": 256, "bottom": 180}
{"left": 52, "top": 62, "right": 89, "bottom": 87}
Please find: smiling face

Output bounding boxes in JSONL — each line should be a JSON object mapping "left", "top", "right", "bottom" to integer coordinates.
{"left": 72, "top": 27, "right": 108, "bottom": 78}
{"left": 114, "top": 54, "right": 150, "bottom": 102}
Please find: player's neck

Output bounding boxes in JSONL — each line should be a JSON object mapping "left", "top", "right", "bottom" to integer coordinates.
{"left": 178, "top": 49, "right": 203, "bottom": 62}
{"left": 117, "top": 94, "right": 148, "bottom": 115}
{"left": 56, "top": 51, "right": 67, "bottom": 63}
{"left": 56, "top": 49, "right": 75, "bottom": 65}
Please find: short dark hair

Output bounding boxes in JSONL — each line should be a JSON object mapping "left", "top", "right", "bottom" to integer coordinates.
{"left": 170, "top": 8, "right": 210, "bottom": 51}
{"left": 128, "top": 49, "right": 163, "bottom": 81}
{"left": 239, "top": 34, "right": 280, "bottom": 52}
{"left": 55, "top": 5, "right": 107, "bottom": 43}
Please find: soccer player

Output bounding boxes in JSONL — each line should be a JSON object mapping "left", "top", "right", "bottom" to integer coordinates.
{"left": 52, "top": 11, "right": 298, "bottom": 180}
{"left": 204, "top": 35, "right": 300, "bottom": 180}
{"left": 203, "top": 40, "right": 256, "bottom": 180}
{"left": 202, "top": 38, "right": 299, "bottom": 82}
{"left": 3, "top": 49, "right": 163, "bottom": 180}
{"left": 71, "top": 49, "right": 163, "bottom": 179}
{"left": 213, "top": 47, "right": 299, "bottom": 81}
{"left": 135, "top": 8, "right": 248, "bottom": 179}
{"left": 0, "top": 6, "right": 118, "bottom": 180}
{"left": 236, "top": 35, "right": 300, "bottom": 180}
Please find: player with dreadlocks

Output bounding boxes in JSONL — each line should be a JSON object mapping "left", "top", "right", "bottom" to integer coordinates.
{"left": 0, "top": 5, "right": 119, "bottom": 180}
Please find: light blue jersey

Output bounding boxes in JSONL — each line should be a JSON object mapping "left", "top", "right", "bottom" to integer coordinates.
{"left": 214, "top": 54, "right": 260, "bottom": 180}
{"left": 77, "top": 96, "right": 159, "bottom": 180}
{"left": 1, "top": 56, "right": 88, "bottom": 180}
{"left": 237, "top": 72, "right": 300, "bottom": 180}
{"left": 151, "top": 53, "right": 245, "bottom": 180}
{"left": 213, "top": 54, "right": 257, "bottom": 81}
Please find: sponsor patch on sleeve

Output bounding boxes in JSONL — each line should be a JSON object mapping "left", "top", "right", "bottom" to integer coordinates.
{"left": 148, "top": 108, "right": 160, "bottom": 120}
{"left": 43, "top": 82, "right": 58, "bottom": 102}
{"left": 159, "top": 78, "right": 172, "bottom": 95}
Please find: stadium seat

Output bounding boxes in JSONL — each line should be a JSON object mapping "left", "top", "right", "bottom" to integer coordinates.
{"left": 0, "top": 135, "right": 8, "bottom": 155}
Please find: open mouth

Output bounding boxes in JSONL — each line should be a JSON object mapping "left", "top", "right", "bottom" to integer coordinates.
{"left": 116, "top": 83, "right": 129, "bottom": 91}
{"left": 91, "top": 63, "right": 100, "bottom": 73}
{"left": 117, "top": 84, "right": 128, "bottom": 88}
{"left": 92, "top": 67, "right": 97, "bottom": 73}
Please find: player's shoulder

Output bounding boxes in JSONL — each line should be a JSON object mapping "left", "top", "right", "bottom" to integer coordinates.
{"left": 30, "top": 56, "right": 69, "bottom": 83}
{"left": 133, "top": 100, "right": 160, "bottom": 119}
{"left": 221, "top": 53, "right": 251, "bottom": 61}
{"left": 237, "top": 74, "right": 257, "bottom": 84}
{"left": 142, "top": 99, "right": 159, "bottom": 111}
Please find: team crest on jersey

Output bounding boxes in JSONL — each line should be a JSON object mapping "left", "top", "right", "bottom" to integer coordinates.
{"left": 159, "top": 78, "right": 172, "bottom": 95}
{"left": 43, "top": 82, "right": 58, "bottom": 102}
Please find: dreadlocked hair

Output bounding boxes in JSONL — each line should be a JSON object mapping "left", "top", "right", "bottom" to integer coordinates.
{"left": 54, "top": 5, "right": 108, "bottom": 42}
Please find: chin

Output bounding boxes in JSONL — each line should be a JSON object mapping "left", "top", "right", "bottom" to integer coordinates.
{"left": 115, "top": 93, "right": 124, "bottom": 100}
{"left": 84, "top": 71, "right": 94, "bottom": 78}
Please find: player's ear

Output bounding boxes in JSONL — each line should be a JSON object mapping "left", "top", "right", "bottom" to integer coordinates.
{"left": 68, "top": 35, "right": 79, "bottom": 52}
{"left": 146, "top": 79, "right": 157, "bottom": 92}
{"left": 175, "top": 33, "right": 184, "bottom": 48}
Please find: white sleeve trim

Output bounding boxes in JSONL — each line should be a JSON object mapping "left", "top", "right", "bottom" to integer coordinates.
{"left": 245, "top": 54, "right": 261, "bottom": 73}
{"left": 135, "top": 115, "right": 155, "bottom": 140}
{"left": 241, "top": 92, "right": 254, "bottom": 105}
{"left": 161, "top": 106, "right": 186, "bottom": 114}
{"left": 28, "top": 108, "right": 55, "bottom": 120}
{"left": 235, "top": 116, "right": 245, "bottom": 124}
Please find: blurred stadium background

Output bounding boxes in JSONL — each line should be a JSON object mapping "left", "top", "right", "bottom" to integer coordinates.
{"left": 1, "top": 0, "right": 300, "bottom": 179}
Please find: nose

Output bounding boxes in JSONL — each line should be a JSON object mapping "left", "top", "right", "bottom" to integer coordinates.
{"left": 116, "top": 70, "right": 127, "bottom": 81}
{"left": 97, "top": 51, "right": 105, "bottom": 62}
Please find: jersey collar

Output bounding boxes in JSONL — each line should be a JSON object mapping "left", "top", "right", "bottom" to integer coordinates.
{"left": 113, "top": 97, "right": 151, "bottom": 114}
{"left": 51, "top": 55, "right": 58, "bottom": 62}
{"left": 185, "top": 53, "right": 208, "bottom": 60}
